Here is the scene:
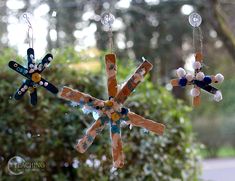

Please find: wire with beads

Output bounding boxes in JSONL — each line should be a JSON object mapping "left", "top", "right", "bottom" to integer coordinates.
{"left": 170, "top": 12, "right": 224, "bottom": 106}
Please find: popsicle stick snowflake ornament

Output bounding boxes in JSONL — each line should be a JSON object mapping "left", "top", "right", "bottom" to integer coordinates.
{"left": 170, "top": 13, "right": 224, "bottom": 106}
{"left": 59, "top": 12, "right": 165, "bottom": 168}
{"left": 8, "top": 13, "right": 58, "bottom": 105}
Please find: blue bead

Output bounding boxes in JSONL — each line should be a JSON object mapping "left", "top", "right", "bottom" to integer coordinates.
{"left": 203, "top": 76, "right": 212, "bottom": 84}
{"left": 179, "top": 78, "right": 187, "bottom": 87}
{"left": 111, "top": 125, "right": 120, "bottom": 134}
{"left": 121, "top": 107, "right": 129, "bottom": 115}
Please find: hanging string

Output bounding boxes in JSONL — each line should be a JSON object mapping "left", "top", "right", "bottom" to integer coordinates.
{"left": 192, "top": 27, "right": 203, "bottom": 54}
{"left": 101, "top": 12, "right": 115, "bottom": 53}
{"left": 108, "top": 22, "right": 113, "bottom": 53}
{"left": 21, "top": 13, "right": 34, "bottom": 48}
{"left": 189, "top": 12, "right": 202, "bottom": 54}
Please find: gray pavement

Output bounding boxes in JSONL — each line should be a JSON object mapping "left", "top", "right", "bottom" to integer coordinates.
{"left": 201, "top": 158, "right": 235, "bottom": 181}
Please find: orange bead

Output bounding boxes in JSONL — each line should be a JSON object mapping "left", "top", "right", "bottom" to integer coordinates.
{"left": 105, "top": 100, "right": 113, "bottom": 107}
{"left": 111, "top": 112, "right": 120, "bottom": 121}
{"left": 31, "top": 73, "right": 42, "bottom": 83}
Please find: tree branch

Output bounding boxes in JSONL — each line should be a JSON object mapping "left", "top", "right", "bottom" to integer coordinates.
{"left": 207, "top": 0, "right": 235, "bottom": 62}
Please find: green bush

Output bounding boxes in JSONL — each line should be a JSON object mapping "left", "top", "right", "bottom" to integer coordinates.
{"left": 0, "top": 48, "right": 201, "bottom": 180}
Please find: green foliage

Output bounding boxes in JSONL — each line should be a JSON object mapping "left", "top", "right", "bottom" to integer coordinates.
{"left": 0, "top": 48, "right": 21, "bottom": 66}
{"left": 0, "top": 48, "right": 200, "bottom": 180}
{"left": 201, "top": 146, "right": 235, "bottom": 159}
{"left": 192, "top": 77, "right": 235, "bottom": 157}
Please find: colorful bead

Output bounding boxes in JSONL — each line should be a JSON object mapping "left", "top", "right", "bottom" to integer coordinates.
{"left": 44, "top": 82, "right": 48, "bottom": 86}
{"left": 111, "top": 124, "right": 120, "bottom": 134}
{"left": 196, "top": 72, "right": 205, "bottom": 81}
{"left": 31, "top": 72, "right": 42, "bottom": 83}
{"left": 105, "top": 100, "right": 113, "bottom": 107}
{"left": 190, "top": 88, "right": 200, "bottom": 97}
{"left": 111, "top": 112, "right": 120, "bottom": 121}
{"left": 185, "top": 73, "right": 194, "bottom": 82}
{"left": 192, "top": 61, "right": 201, "bottom": 70}
{"left": 176, "top": 67, "right": 186, "bottom": 78}
{"left": 215, "top": 73, "right": 224, "bottom": 83}
{"left": 203, "top": 76, "right": 212, "bottom": 84}
{"left": 179, "top": 78, "right": 187, "bottom": 87}
{"left": 214, "top": 91, "right": 223, "bottom": 102}
{"left": 121, "top": 108, "right": 129, "bottom": 115}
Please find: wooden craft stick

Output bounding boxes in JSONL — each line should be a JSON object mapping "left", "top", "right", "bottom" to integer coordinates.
{"left": 111, "top": 130, "right": 124, "bottom": 168}
{"left": 40, "top": 78, "right": 59, "bottom": 94}
{"left": 59, "top": 86, "right": 103, "bottom": 106}
{"left": 14, "top": 82, "right": 29, "bottom": 100}
{"left": 170, "top": 79, "right": 180, "bottom": 86}
{"left": 30, "top": 88, "right": 37, "bottom": 106}
{"left": 27, "top": 48, "right": 35, "bottom": 67}
{"left": 8, "top": 61, "right": 31, "bottom": 79}
{"left": 193, "top": 87, "right": 201, "bottom": 107}
{"left": 105, "top": 54, "right": 118, "bottom": 98}
{"left": 193, "top": 52, "right": 203, "bottom": 106}
{"left": 127, "top": 112, "right": 165, "bottom": 135}
{"left": 195, "top": 52, "right": 203, "bottom": 63}
{"left": 193, "top": 96, "right": 200, "bottom": 106}
{"left": 115, "top": 60, "right": 153, "bottom": 104}
{"left": 37, "top": 53, "right": 53, "bottom": 73}
{"left": 75, "top": 116, "right": 108, "bottom": 153}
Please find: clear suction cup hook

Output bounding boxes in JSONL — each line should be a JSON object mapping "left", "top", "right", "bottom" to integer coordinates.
{"left": 101, "top": 12, "right": 115, "bottom": 27}
{"left": 20, "top": 12, "right": 33, "bottom": 27}
{"left": 101, "top": 12, "right": 115, "bottom": 53}
{"left": 20, "top": 12, "right": 34, "bottom": 48}
{"left": 188, "top": 12, "right": 202, "bottom": 27}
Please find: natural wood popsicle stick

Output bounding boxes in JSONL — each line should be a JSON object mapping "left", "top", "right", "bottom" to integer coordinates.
{"left": 59, "top": 86, "right": 104, "bottom": 106}
{"left": 76, "top": 116, "right": 108, "bottom": 153}
{"left": 127, "top": 112, "right": 165, "bottom": 135}
{"left": 170, "top": 79, "right": 180, "bottom": 86}
{"left": 105, "top": 54, "right": 118, "bottom": 98}
{"left": 111, "top": 130, "right": 124, "bottom": 168}
{"left": 193, "top": 86, "right": 201, "bottom": 107}
{"left": 115, "top": 60, "right": 153, "bottom": 104}
{"left": 193, "top": 52, "right": 203, "bottom": 106}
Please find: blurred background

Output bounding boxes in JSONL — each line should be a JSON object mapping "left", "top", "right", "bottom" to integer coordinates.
{"left": 0, "top": 0, "right": 235, "bottom": 180}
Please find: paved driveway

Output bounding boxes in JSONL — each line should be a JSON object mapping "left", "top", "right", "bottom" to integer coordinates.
{"left": 201, "top": 158, "right": 235, "bottom": 181}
